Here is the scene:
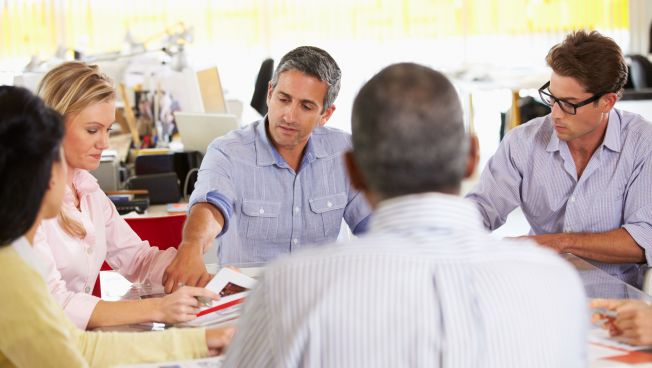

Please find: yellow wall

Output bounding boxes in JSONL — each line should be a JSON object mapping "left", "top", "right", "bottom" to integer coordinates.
{"left": 0, "top": 0, "right": 629, "bottom": 58}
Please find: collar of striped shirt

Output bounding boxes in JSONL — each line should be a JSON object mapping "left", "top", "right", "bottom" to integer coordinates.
{"left": 369, "top": 192, "right": 485, "bottom": 235}
{"left": 545, "top": 109, "right": 623, "bottom": 153}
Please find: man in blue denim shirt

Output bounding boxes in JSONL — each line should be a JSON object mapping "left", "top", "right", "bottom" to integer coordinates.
{"left": 163, "top": 46, "right": 372, "bottom": 291}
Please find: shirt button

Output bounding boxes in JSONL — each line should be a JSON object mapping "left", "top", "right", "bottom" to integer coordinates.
{"left": 259, "top": 208, "right": 264, "bottom": 214}
{"left": 293, "top": 238, "right": 298, "bottom": 245}
{"left": 86, "top": 247, "right": 93, "bottom": 255}
{"left": 85, "top": 286, "right": 91, "bottom": 293}
{"left": 294, "top": 206, "right": 300, "bottom": 213}
{"left": 570, "top": 196, "right": 576, "bottom": 203}
{"left": 327, "top": 201, "right": 333, "bottom": 208}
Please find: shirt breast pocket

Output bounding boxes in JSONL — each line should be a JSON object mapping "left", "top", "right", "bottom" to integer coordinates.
{"left": 241, "top": 199, "right": 281, "bottom": 240}
{"left": 309, "top": 193, "right": 347, "bottom": 238}
{"left": 589, "top": 186, "right": 625, "bottom": 231}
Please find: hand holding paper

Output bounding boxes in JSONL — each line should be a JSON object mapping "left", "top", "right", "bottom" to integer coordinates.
{"left": 177, "top": 267, "right": 257, "bottom": 327}
{"left": 154, "top": 286, "right": 220, "bottom": 323}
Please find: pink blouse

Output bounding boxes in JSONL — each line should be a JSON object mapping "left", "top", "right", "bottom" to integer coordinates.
{"left": 34, "top": 169, "right": 177, "bottom": 329}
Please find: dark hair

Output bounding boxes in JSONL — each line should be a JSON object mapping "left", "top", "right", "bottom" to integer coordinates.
{"left": 270, "top": 46, "right": 341, "bottom": 112}
{"left": 0, "top": 86, "right": 64, "bottom": 246}
{"left": 546, "top": 30, "right": 628, "bottom": 97}
{"left": 351, "top": 63, "right": 467, "bottom": 199}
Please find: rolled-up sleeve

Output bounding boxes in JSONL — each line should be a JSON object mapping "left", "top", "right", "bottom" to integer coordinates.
{"left": 465, "top": 130, "right": 524, "bottom": 231}
{"left": 344, "top": 189, "right": 372, "bottom": 236}
{"left": 621, "top": 149, "right": 652, "bottom": 264}
{"left": 189, "top": 142, "right": 236, "bottom": 237}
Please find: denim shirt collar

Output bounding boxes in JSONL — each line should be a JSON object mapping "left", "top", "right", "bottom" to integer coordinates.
{"left": 254, "top": 117, "right": 324, "bottom": 169}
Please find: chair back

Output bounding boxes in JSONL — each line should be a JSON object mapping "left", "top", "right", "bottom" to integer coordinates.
{"left": 126, "top": 172, "right": 181, "bottom": 204}
{"left": 629, "top": 54, "right": 652, "bottom": 90}
{"left": 250, "top": 58, "right": 274, "bottom": 117}
{"left": 124, "top": 214, "right": 187, "bottom": 249}
{"left": 93, "top": 213, "right": 186, "bottom": 297}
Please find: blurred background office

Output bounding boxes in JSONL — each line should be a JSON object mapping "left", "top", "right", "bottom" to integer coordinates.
{"left": 0, "top": 0, "right": 650, "bottom": 204}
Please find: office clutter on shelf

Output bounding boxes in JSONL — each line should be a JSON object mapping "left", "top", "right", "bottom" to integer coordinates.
{"left": 107, "top": 190, "right": 150, "bottom": 215}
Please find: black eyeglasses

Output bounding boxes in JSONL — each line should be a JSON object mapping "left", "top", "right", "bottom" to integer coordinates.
{"left": 538, "top": 81, "right": 605, "bottom": 115}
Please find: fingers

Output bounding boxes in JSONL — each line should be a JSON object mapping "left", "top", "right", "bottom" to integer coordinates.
{"left": 610, "top": 309, "right": 651, "bottom": 344}
{"left": 198, "top": 272, "right": 213, "bottom": 288}
{"left": 162, "top": 268, "right": 169, "bottom": 286}
{"left": 174, "top": 286, "right": 219, "bottom": 300}
{"left": 206, "top": 327, "right": 236, "bottom": 353}
{"left": 164, "top": 271, "right": 201, "bottom": 293}
{"left": 159, "top": 297, "right": 202, "bottom": 324}
{"left": 616, "top": 300, "right": 650, "bottom": 314}
{"left": 188, "top": 286, "right": 220, "bottom": 300}
{"left": 590, "top": 298, "right": 625, "bottom": 310}
{"left": 164, "top": 271, "right": 179, "bottom": 294}
{"left": 163, "top": 247, "right": 208, "bottom": 293}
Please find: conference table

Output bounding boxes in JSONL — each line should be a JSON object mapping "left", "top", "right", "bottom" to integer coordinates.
{"left": 101, "top": 254, "right": 652, "bottom": 367}
{"left": 565, "top": 253, "right": 652, "bottom": 367}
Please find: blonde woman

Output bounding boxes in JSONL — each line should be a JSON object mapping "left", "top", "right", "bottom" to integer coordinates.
{"left": 0, "top": 86, "right": 232, "bottom": 366}
{"left": 33, "top": 61, "right": 213, "bottom": 329}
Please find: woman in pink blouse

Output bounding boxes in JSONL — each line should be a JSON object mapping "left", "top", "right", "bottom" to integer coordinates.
{"left": 33, "top": 61, "right": 216, "bottom": 329}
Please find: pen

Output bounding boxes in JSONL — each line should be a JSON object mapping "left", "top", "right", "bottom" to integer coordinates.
{"left": 196, "top": 295, "right": 212, "bottom": 307}
{"left": 592, "top": 307, "right": 618, "bottom": 318}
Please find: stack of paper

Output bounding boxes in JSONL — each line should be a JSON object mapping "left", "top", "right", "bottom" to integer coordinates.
{"left": 178, "top": 268, "right": 257, "bottom": 328}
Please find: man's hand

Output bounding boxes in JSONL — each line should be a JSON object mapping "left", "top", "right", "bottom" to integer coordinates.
{"left": 591, "top": 299, "right": 652, "bottom": 346}
{"left": 163, "top": 243, "right": 213, "bottom": 293}
{"left": 163, "top": 202, "right": 226, "bottom": 293}
{"left": 205, "top": 327, "right": 236, "bottom": 356}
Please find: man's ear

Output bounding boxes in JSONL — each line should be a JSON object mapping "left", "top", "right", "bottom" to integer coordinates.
{"left": 464, "top": 134, "right": 479, "bottom": 179}
{"left": 600, "top": 92, "right": 618, "bottom": 112}
{"left": 266, "top": 82, "right": 274, "bottom": 108}
{"left": 344, "top": 151, "right": 367, "bottom": 192}
{"left": 319, "top": 104, "right": 336, "bottom": 126}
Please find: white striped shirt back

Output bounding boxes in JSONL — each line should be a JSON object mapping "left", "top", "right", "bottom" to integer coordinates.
{"left": 223, "top": 193, "right": 587, "bottom": 368}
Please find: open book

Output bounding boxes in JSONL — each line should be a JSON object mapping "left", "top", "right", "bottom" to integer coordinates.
{"left": 177, "top": 268, "right": 257, "bottom": 327}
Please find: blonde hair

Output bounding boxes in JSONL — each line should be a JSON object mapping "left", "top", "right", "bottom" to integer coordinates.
{"left": 37, "top": 61, "right": 116, "bottom": 239}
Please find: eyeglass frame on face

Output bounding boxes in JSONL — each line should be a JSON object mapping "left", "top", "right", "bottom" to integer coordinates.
{"left": 538, "top": 81, "right": 606, "bottom": 115}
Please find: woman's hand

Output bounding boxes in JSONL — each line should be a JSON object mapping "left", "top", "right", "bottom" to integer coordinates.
{"left": 205, "top": 327, "right": 236, "bottom": 356}
{"left": 591, "top": 298, "right": 652, "bottom": 346}
{"left": 152, "top": 286, "right": 220, "bottom": 324}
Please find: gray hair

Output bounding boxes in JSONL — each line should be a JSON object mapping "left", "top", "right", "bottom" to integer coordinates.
{"left": 351, "top": 63, "right": 468, "bottom": 199}
{"left": 270, "top": 46, "right": 341, "bottom": 112}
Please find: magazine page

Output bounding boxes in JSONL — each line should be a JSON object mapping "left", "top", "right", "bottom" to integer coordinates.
{"left": 177, "top": 268, "right": 257, "bottom": 327}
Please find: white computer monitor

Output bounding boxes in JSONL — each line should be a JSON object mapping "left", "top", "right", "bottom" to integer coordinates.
{"left": 174, "top": 112, "right": 239, "bottom": 154}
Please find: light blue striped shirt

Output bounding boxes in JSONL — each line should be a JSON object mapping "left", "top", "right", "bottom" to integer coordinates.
{"left": 466, "top": 109, "right": 652, "bottom": 288}
{"left": 189, "top": 118, "right": 371, "bottom": 265}
{"left": 224, "top": 194, "right": 587, "bottom": 368}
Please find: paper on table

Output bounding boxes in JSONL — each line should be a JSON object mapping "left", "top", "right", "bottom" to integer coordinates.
{"left": 589, "top": 328, "right": 651, "bottom": 352}
{"left": 588, "top": 342, "right": 629, "bottom": 360}
{"left": 177, "top": 268, "right": 257, "bottom": 327}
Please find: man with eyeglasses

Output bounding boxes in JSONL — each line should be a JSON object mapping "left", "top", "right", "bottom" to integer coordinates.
{"left": 466, "top": 30, "right": 652, "bottom": 289}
